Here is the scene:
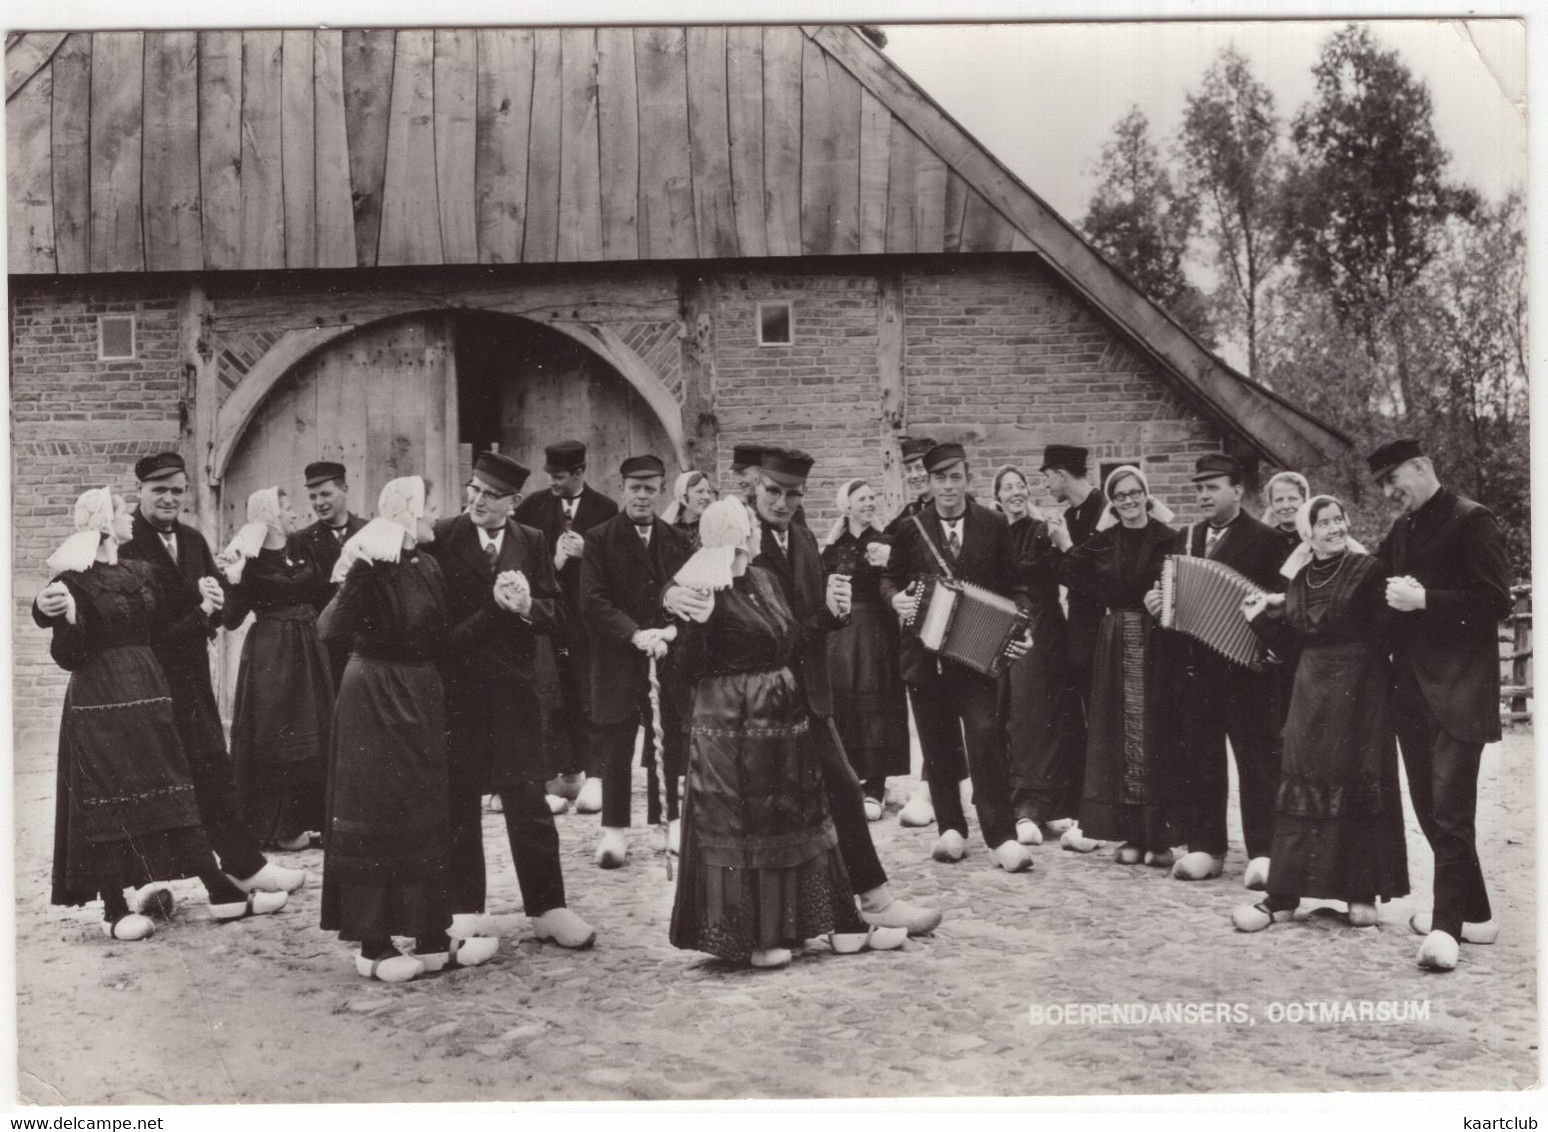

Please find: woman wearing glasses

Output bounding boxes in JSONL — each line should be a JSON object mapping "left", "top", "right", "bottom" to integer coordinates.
{"left": 1047, "top": 465, "right": 1179, "bottom": 867}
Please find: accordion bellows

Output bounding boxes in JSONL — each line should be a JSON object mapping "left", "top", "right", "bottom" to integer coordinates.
{"left": 1159, "top": 555, "right": 1267, "bottom": 670}
{"left": 903, "top": 576, "right": 1030, "bottom": 678}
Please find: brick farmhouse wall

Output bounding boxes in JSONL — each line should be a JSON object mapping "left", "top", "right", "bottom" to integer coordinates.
{"left": 10, "top": 255, "right": 1227, "bottom": 739}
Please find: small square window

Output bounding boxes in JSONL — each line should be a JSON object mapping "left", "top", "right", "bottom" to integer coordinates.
{"left": 98, "top": 316, "right": 135, "bottom": 360}
{"left": 757, "top": 302, "right": 793, "bottom": 346}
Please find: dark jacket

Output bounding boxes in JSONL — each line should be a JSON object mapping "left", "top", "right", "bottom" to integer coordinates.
{"left": 425, "top": 513, "right": 561, "bottom": 784}
{"left": 1176, "top": 510, "right": 1290, "bottom": 594}
{"left": 880, "top": 500, "right": 1030, "bottom": 685}
{"left": 513, "top": 484, "right": 619, "bottom": 611}
{"left": 753, "top": 519, "right": 845, "bottom": 719}
{"left": 293, "top": 513, "right": 368, "bottom": 611}
{"left": 579, "top": 513, "right": 691, "bottom": 726}
{"left": 1062, "top": 488, "right": 1107, "bottom": 670}
{"left": 117, "top": 509, "right": 227, "bottom": 756}
{"left": 1375, "top": 487, "right": 1512, "bottom": 744}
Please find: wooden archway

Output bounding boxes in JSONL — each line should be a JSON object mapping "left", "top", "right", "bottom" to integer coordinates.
{"left": 208, "top": 310, "right": 689, "bottom": 485}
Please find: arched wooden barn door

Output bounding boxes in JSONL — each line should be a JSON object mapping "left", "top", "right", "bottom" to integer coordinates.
{"left": 215, "top": 310, "right": 682, "bottom": 717}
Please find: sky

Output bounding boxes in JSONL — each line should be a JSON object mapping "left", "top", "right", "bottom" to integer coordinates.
{"left": 881, "top": 19, "right": 1526, "bottom": 226}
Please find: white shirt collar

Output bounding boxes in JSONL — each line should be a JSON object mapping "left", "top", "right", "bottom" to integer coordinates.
{"left": 479, "top": 527, "right": 504, "bottom": 549}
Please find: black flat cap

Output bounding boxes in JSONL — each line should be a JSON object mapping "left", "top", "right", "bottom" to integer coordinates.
{"left": 900, "top": 436, "right": 933, "bottom": 462}
{"left": 923, "top": 442, "right": 967, "bottom": 473}
{"left": 1191, "top": 453, "right": 1244, "bottom": 483}
{"left": 620, "top": 454, "right": 667, "bottom": 479}
{"left": 472, "top": 451, "right": 530, "bottom": 495}
{"left": 135, "top": 451, "right": 187, "bottom": 482}
{"left": 730, "top": 443, "right": 767, "bottom": 470}
{"left": 1367, "top": 438, "right": 1425, "bottom": 478}
{"left": 760, "top": 447, "right": 815, "bottom": 484}
{"left": 544, "top": 440, "right": 587, "bottom": 472}
{"left": 1039, "top": 444, "right": 1089, "bottom": 475}
{"left": 303, "top": 460, "right": 347, "bottom": 488}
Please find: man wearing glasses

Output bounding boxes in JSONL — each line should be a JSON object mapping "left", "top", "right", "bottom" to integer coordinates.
{"left": 426, "top": 451, "right": 597, "bottom": 950}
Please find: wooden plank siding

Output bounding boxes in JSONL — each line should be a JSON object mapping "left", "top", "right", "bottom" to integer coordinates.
{"left": 239, "top": 32, "right": 285, "bottom": 271}
{"left": 522, "top": 28, "right": 563, "bottom": 263}
{"left": 377, "top": 30, "right": 443, "bottom": 266}
{"left": 595, "top": 27, "right": 639, "bottom": 260}
{"left": 15, "top": 23, "right": 1057, "bottom": 275}
{"left": 686, "top": 26, "right": 738, "bottom": 259}
{"left": 49, "top": 34, "right": 92, "bottom": 273}
{"left": 142, "top": 33, "right": 202, "bottom": 272}
{"left": 7, "top": 54, "right": 54, "bottom": 273}
{"left": 434, "top": 29, "right": 479, "bottom": 263}
{"left": 341, "top": 30, "right": 396, "bottom": 267}
{"left": 557, "top": 27, "right": 603, "bottom": 262}
{"left": 633, "top": 28, "right": 696, "bottom": 261}
{"left": 474, "top": 27, "right": 533, "bottom": 264}
{"left": 280, "top": 30, "right": 317, "bottom": 269}
{"left": 313, "top": 31, "right": 358, "bottom": 269}
{"left": 88, "top": 32, "right": 145, "bottom": 273}
{"left": 197, "top": 32, "right": 243, "bottom": 270}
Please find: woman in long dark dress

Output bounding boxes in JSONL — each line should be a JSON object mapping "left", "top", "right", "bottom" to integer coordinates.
{"left": 33, "top": 489, "right": 288, "bottom": 939}
{"left": 820, "top": 479, "right": 909, "bottom": 820}
{"left": 218, "top": 487, "right": 333, "bottom": 850}
{"left": 319, "top": 476, "right": 499, "bottom": 983}
{"left": 1048, "top": 465, "right": 1179, "bottom": 866}
{"left": 669, "top": 499, "right": 898, "bottom": 967}
{"left": 993, "top": 466, "right": 1084, "bottom": 847}
{"left": 1232, "top": 495, "right": 1408, "bottom": 931}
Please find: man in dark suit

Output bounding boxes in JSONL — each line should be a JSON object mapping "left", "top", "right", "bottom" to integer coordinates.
{"left": 118, "top": 451, "right": 303, "bottom": 897}
{"left": 1039, "top": 444, "right": 1105, "bottom": 847}
{"left": 885, "top": 435, "right": 966, "bottom": 830}
{"left": 428, "top": 451, "right": 595, "bottom": 950}
{"left": 881, "top": 442, "right": 1034, "bottom": 873}
{"left": 513, "top": 440, "right": 620, "bottom": 814}
{"left": 1149, "top": 453, "right": 1288, "bottom": 887}
{"left": 1369, "top": 438, "right": 1511, "bottom": 971}
{"left": 579, "top": 455, "right": 691, "bottom": 867}
{"left": 664, "top": 446, "right": 943, "bottom": 935}
{"left": 292, "top": 460, "right": 368, "bottom": 690}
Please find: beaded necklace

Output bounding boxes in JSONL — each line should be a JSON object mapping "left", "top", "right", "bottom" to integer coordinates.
{"left": 1305, "top": 550, "right": 1346, "bottom": 591}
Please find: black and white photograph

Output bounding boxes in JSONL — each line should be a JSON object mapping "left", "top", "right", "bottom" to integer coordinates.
{"left": 4, "top": 0, "right": 1535, "bottom": 1113}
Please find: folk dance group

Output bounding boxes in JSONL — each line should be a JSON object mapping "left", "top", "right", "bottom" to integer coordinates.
{"left": 35, "top": 427, "right": 1509, "bottom": 978}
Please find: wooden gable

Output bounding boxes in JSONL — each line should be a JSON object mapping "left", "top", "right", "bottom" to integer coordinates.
{"left": 5, "top": 26, "right": 1027, "bottom": 275}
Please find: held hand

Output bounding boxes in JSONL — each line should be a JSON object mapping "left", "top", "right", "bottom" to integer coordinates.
{"left": 890, "top": 587, "right": 920, "bottom": 624}
{"left": 559, "top": 531, "right": 585, "bottom": 559}
{"left": 37, "top": 582, "right": 70, "bottom": 620}
{"left": 1142, "top": 584, "right": 1163, "bottom": 619}
{"left": 865, "top": 542, "right": 891, "bottom": 568}
{"left": 199, "top": 575, "right": 226, "bottom": 612}
{"left": 1046, "top": 514, "right": 1072, "bottom": 551}
{"left": 1386, "top": 576, "right": 1426, "bottom": 612}
{"left": 1002, "top": 629, "right": 1033, "bottom": 662}
{"left": 664, "top": 584, "right": 714, "bottom": 623}
{"left": 826, "top": 574, "right": 852, "bottom": 618}
{"left": 214, "top": 549, "right": 242, "bottom": 571}
{"left": 1240, "top": 593, "right": 1268, "bottom": 622}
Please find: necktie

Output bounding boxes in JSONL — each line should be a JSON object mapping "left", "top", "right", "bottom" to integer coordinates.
{"left": 485, "top": 538, "right": 499, "bottom": 566}
{"left": 638, "top": 525, "right": 651, "bottom": 549}
{"left": 561, "top": 499, "right": 577, "bottom": 532}
{"left": 945, "top": 525, "right": 961, "bottom": 560}
{"left": 161, "top": 532, "right": 178, "bottom": 564}
{"left": 1205, "top": 525, "right": 1225, "bottom": 557}
{"left": 775, "top": 532, "right": 789, "bottom": 556}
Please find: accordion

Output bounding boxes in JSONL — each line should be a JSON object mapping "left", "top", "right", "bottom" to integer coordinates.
{"left": 902, "top": 576, "right": 1031, "bottom": 679}
{"left": 1158, "top": 555, "right": 1267, "bottom": 670}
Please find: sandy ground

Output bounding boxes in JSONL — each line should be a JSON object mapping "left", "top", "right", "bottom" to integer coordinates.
{"left": 10, "top": 728, "right": 1537, "bottom": 1105}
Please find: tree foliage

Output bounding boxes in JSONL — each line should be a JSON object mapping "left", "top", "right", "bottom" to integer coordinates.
{"left": 1081, "top": 106, "right": 1214, "bottom": 345}
{"left": 1280, "top": 24, "right": 1478, "bottom": 337}
{"left": 1178, "top": 44, "right": 1284, "bottom": 376}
